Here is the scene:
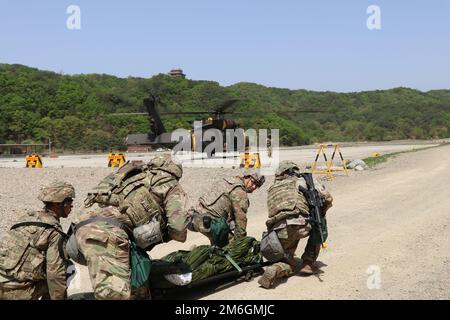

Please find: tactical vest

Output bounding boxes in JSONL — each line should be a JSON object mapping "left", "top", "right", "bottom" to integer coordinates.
{"left": 267, "top": 178, "right": 310, "bottom": 219}
{"left": 199, "top": 177, "right": 246, "bottom": 219}
{"left": 85, "top": 161, "right": 179, "bottom": 229}
{"left": 0, "top": 212, "right": 62, "bottom": 282}
{"left": 84, "top": 161, "right": 149, "bottom": 209}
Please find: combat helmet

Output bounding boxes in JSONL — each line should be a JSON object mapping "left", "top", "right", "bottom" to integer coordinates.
{"left": 275, "top": 160, "right": 300, "bottom": 177}
{"left": 242, "top": 169, "right": 266, "bottom": 187}
{"left": 148, "top": 154, "right": 183, "bottom": 179}
{"left": 38, "top": 181, "right": 75, "bottom": 203}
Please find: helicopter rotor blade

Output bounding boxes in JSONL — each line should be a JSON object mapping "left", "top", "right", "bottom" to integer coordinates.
{"left": 108, "top": 112, "right": 148, "bottom": 116}
{"left": 108, "top": 109, "right": 324, "bottom": 117}
{"left": 231, "top": 110, "right": 326, "bottom": 116}
{"left": 213, "top": 99, "right": 241, "bottom": 113}
{"left": 108, "top": 111, "right": 215, "bottom": 117}
{"left": 159, "top": 111, "right": 213, "bottom": 115}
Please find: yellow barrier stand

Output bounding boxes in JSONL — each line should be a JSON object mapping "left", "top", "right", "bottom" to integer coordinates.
{"left": 329, "top": 144, "right": 350, "bottom": 177}
{"left": 311, "top": 145, "right": 333, "bottom": 178}
{"left": 108, "top": 153, "right": 126, "bottom": 168}
{"left": 240, "top": 153, "right": 261, "bottom": 169}
{"left": 25, "top": 154, "right": 43, "bottom": 168}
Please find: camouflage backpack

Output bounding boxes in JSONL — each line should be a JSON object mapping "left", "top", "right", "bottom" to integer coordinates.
{"left": 0, "top": 212, "right": 66, "bottom": 281}
{"left": 85, "top": 161, "right": 146, "bottom": 207}
{"left": 84, "top": 161, "right": 161, "bottom": 227}
{"left": 84, "top": 157, "right": 182, "bottom": 228}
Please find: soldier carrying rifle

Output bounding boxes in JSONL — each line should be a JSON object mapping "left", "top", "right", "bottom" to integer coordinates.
{"left": 258, "top": 161, "right": 333, "bottom": 289}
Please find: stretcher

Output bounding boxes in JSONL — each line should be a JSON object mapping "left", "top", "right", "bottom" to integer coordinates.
{"left": 149, "top": 259, "right": 272, "bottom": 300}
{"left": 68, "top": 237, "right": 271, "bottom": 300}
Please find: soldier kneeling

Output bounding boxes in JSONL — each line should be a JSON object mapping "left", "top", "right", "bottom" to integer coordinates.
{"left": 258, "top": 161, "right": 333, "bottom": 289}
{"left": 0, "top": 182, "right": 75, "bottom": 300}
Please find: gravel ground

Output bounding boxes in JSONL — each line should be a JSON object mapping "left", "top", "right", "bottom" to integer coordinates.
{"left": 0, "top": 155, "right": 320, "bottom": 236}
{"left": 1, "top": 143, "right": 449, "bottom": 299}
{"left": 0, "top": 167, "right": 111, "bottom": 234}
{"left": 0, "top": 167, "right": 261, "bottom": 234}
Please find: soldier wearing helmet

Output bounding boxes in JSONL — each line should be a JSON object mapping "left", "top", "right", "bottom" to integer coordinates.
{"left": 188, "top": 169, "right": 265, "bottom": 247}
{"left": 258, "top": 161, "right": 333, "bottom": 289}
{"left": 72, "top": 154, "right": 190, "bottom": 300}
{"left": 0, "top": 181, "right": 75, "bottom": 300}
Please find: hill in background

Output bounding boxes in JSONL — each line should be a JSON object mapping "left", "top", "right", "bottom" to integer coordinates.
{"left": 1, "top": 63, "right": 449, "bottom": 151}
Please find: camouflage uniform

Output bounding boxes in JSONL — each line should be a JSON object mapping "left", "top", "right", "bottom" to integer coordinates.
{"left": 0, "top": 182, "right": 75, "bottom": 300}
{"left": 190, "top": 172, "right": 265, "bottom": 242}
{"left": 75, "top": 205, "right": 133, "bottom": 300}
{"left": 75, "top": 155, "right": 189, "bottom": 300}
{"left": 259, "top": 161, "right": 333, "bottom": 288}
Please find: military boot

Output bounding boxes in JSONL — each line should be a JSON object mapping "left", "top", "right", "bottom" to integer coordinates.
{"left": 258, "top": 265, "right": 282, "bottom": 289}
{"left": 299, "top": 260, "right": 317, "bottom": 275}
{"left": 130, "top": 286, "right": 151, "bottom": 300}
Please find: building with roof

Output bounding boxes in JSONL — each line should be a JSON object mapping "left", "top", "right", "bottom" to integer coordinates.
{"left": 168, "top": 69, "right": 186, "bottom": 78}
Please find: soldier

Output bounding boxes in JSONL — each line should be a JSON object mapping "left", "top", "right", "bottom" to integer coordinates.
{"left": 258, "top": 161, "right": 333, "bottom": 289}
{"left": 188, "top": 170, "right": 265, "bottom": 246}
{"left": 69, "top": 154, "right": 190, "bottom": 300}
{"left": 0, "top": 181, "right": 75, "bottom": 300}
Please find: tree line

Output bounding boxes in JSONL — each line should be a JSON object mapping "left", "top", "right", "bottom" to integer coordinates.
{"left": 1, "top": 63, "right": 449, "bottom": 152}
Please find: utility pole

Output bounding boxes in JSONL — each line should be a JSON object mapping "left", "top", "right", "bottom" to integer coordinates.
{"left": 48, "top": 138, "right": 52, "bottom": 155}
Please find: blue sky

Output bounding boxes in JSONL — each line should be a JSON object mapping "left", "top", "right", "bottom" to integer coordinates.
{"left": 0, "top": 1, "right": 449, "bottom": 92}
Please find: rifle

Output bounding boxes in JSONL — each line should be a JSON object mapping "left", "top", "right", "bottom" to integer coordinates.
{"left": 296, "top": 172, "right": 328, "bottom": 249}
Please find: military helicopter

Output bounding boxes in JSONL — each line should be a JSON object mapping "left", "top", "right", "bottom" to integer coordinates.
{"left": 119, "top": 94, "right": 241, "bottom": 153}
{"left": 117, "top": 92, "right": 323, "bottom": 154}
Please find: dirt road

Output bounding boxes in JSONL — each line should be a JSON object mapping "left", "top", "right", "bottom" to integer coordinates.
{"left": 149, "top": 144, "right": 450, "bottom": 300}
{"left": 1, "top": 143, "right": 449, "bottom": 299}
{"left": 199, "top": 144, "right": 450, "bottom": 300}
{"left": 0, "top": 141, "right": 443, "bottom": 169}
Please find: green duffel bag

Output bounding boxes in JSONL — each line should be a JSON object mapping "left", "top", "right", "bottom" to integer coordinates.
{"left": 210, "top": 217, "right": 230, "bottom": 248}
{"left": 130, "top": 241, "right": 152, "bottom": 289}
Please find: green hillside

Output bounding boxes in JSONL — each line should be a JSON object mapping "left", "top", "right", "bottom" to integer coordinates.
{"left": 1, "top": 63, "right": 449, "bottom": 151}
